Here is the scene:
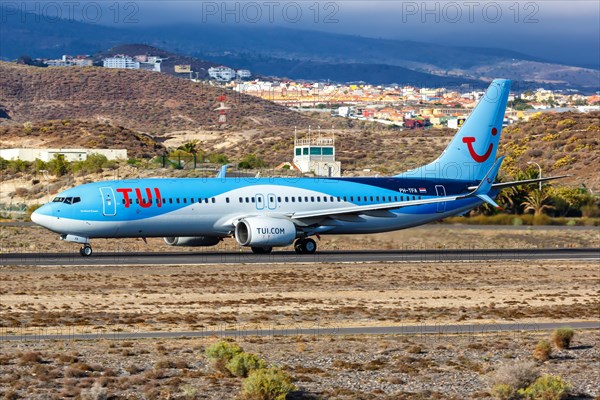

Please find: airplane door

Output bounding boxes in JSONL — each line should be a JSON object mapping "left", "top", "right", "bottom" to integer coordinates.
{"left": 267, "top": 193, "right": 277, "bottom": 210}
{"left": 255, "top": 194, "right": 265, "bottom": 210}
{"left": 100, "top": 187, "right": 117, "bottom": 216}
{"left": 435, "top": 185, "right": 446, "bottom": 213}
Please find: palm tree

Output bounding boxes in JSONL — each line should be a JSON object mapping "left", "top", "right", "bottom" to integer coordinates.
{"left": 522, "top": 190, "right": 554, "bottom": 216}
{"left": 178, "top": 140, "right": 200, "bottom": 155}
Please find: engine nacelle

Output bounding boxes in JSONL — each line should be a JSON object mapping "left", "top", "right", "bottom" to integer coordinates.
{"left": 235, "top": 217, "right": 296, "bottom": 247}
{"left": 163, "top": 236, "right": 221, "bottom": 247}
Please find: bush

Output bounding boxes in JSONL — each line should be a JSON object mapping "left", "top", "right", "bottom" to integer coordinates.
{"left": 488, "top": 361, "right": 538, "bottom": 396}
{"left": 241, "top": 367, "right": 296, "bottom": 400}
{"left": 533, "top": 340, "right": 552, "bottom": 362}
{"left": 205, "top": 341, "right": 244, "bottom": 373}
{"left": 491, "top": 383, "right": 514, "bottom": 400}
{"left": 517, "top": 375, "right": 571, "bottom": 400}
{"left": 552, "top": 327, "right": 575, "bottom": 349}
{"left": 227, "top": 352, "right": 266, "bottom": 378}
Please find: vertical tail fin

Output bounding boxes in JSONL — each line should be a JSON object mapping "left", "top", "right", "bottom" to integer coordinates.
{"left": 398, "top": 79, "right": 511, "bottom": 182}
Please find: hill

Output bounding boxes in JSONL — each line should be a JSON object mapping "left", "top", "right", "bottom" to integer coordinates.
{"left": 2, "top": 7, "right": 597, "bottom": 90}
{"left": 500, "top": 111, "right": 599, "bottom": 190}
{"left": 0, "top": 62, "right": 315, "bottom": 133}
{"left": 0, "top": 120, "right": 165, "bottom": 158}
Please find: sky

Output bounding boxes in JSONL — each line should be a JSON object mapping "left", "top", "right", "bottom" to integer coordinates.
{"left": 6, "top": 0, "right": 600, "bottom": 67}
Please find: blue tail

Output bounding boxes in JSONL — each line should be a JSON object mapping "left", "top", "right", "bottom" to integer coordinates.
{"left": 398, "top": 79, "right": 511, "bottom": 182}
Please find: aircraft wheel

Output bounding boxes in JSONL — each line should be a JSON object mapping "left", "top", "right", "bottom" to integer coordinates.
{"left": 299, "top": 238, "right": 317, "bottom": 254}
{"left": 294, "top": 239, "right": 304, "bottom": 254}
{"left": 80, "top": 245, "right": 93, "bottom": 257}
{"left": 251, "top": 246, "right": 272, "bottom": 254}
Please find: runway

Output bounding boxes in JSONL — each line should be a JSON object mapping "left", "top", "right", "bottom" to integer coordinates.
{"left": 1, "top": 248, "right": 598, "bottom": 266}
{"left": 2, "top": 321, "right": 598, "bottom": 342}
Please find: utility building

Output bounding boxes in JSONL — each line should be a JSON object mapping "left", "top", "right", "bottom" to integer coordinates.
{"left": 293, "top": 128, "right": 341, "bottom": 177}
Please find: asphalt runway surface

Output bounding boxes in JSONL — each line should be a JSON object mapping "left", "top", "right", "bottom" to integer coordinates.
{"left": 1, "top": 248, "right": 598, "bottom": 266}
{"left": 2, "top": 321, "right": 598, "bottom": 342}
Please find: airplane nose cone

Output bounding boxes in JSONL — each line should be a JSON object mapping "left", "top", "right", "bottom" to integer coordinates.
{"left": 31, "top": 204, "right": 53, "bottom": 226}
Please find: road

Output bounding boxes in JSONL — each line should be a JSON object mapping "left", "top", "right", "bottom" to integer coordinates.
{"left": 2, "top": 321, "right": 598, "bottom": 342}
{"left": 1, "top": 248, "right": 598, "bottom": 266}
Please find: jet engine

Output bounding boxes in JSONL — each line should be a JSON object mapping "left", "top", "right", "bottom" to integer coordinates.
{"left": 163, "top": 236, "right": 221, "bottom": 247}
{"left": 235, "top": 217, "right": 296, "bottom": 247}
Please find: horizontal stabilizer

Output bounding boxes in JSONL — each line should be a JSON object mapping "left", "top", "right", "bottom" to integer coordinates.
{"left": 468, "top": 175, "right": 572, "bottom": 191}
{"left": 477, "top": 194, "right": 501, "bottom": 209}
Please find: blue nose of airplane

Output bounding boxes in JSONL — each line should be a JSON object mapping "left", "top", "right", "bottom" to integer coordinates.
{"left": 31, "top": 203, "right": 53, "bottom": 227}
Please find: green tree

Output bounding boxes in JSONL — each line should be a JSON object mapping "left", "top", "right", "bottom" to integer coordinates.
{"left": 47, "top": 154, "right": 69, "bottom": 177}
{"left": 522, "top": 190, "right": 554, "bottom": 216}
{"left": 238, "top": 154, "right": 266, "bottom": 169}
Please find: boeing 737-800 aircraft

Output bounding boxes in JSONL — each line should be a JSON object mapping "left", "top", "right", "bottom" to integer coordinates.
{"left": 31, "top": 79, "right": 565, "bottom": 256}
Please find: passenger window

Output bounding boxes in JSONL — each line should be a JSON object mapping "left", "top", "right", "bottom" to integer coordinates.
{"left": 183, "top": 198, "right": 187, "bottom": 204}
{"left": 277, "top": 197, "right": 281, "bottom": 202}
{"left": 122, "top": 199, "right": 126, "bottom": 205}
{"left": 239, "top": 197, "right": 243, "bottom": 203}
{"left": 251, "top": 197, "right": 255, "bottom": 203}
{"left": 212, "top": 198, "right": 216, "bottom": 203}
{"left": 136, "top": 198, "right": 140, "bottom": 204}
{"left": 317, "top": 196, "right": 321, "bottom": 202}
{"left": 169, "top": 198, "right": 173, "bottom": 204}
{"left": 311, "top": 196, "right": 315, "bottom": 202}
{"left": 323, "top": 197, "right": 328, "bottom": 202}
{"left": 376, "top": 196, "right": 379, "bottom": 201}
{"left": 394, "top": 196, "right": 398, "bottom": 201}
{"left": 285, "top": 197, "right": 289, "bottom": 202}
{"left": 350, "top": 196, "right": 354, "bottom": 202}
{"left": 204, "top": 198, "right": 209, "bottom": 203}
{"left": 176, "top": 198, "right": 179, "bottom": 204}
{"left": 291, "top": 197, "right": 295, "bottom": 202}
{"left": 226, "top": 198, "right": 230, "bottom": 203}
{"left": 298, "top": 197, "right": 302, "bottom": 203}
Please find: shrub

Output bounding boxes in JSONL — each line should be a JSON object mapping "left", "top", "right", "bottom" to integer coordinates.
{"left": 226, "top": 352, "right": 266, "bottom": 378}
{"left": 18, "top": 351, "right": 43, "bottom": 365}
{"left": 517, "top": 375, "right": 571, "bottom": 400}
{"left": 533, "top": 340, "right": 552, "bottom": 362}
{"left": 491, "top": 383, "right": 514, "bottom": 400}
{"left": 205, "top": 341, "right": 244, "bottom": 372}
{"left": 487, "top": 361, "right": 538, "bottom": 396}
{"left": 241, "top": 367, "right": 296, "bottom": 400}
{"left": 552, "top": 327, "right": 575, "bottom": 349}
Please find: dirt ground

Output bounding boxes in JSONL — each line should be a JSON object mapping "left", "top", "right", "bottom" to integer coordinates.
{"left": 1, "top": 226, "right": 598, "bottom": 399}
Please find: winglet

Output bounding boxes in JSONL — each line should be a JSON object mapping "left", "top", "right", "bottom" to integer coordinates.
{"left": 216, "top": 164, "right": 229, "bottom": 179}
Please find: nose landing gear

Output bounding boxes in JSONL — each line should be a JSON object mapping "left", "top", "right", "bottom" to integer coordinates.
{"left": 294, "top": 238, "right": 317, "bottom": 254}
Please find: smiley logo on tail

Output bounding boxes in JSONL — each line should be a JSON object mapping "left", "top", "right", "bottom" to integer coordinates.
{"left": 462, "top": 128, "right": 497, "bottom": 163}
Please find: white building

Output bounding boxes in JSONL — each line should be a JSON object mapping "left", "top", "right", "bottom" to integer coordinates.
{"left": 208, "top": 66, "right": 237, "bottom": 82}
{"left": 236, "top": 69, "right": 251, "bottom": 79}
{"left": 292, "top": 130, "right": 341, "bottom": 177}
{"left": 0, "top": 148, "right": 127, "bottom": 162}
{"left": 103, "top": 56, "right": 140, "bottom": 70}
{"left": 45, "top": 55, "right": 93, "bottom": 67}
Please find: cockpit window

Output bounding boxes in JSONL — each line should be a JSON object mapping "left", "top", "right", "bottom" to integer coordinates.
{"left": 52, "top": 196, "right": 81, "bottom": 205}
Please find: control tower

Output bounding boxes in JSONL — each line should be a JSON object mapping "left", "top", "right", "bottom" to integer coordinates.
{"left": 293, "top": 127, "right": 341, "bottom": 177}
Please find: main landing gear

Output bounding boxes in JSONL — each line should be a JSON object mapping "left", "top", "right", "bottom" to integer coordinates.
{"left": 294, "top": 238, "right": 317, "bottom": 254}
{"left": 251, "top": 246, "right": 273, "bottom": 254}
{"left": 79, "top": 244, "right": 93, "bottom": 257}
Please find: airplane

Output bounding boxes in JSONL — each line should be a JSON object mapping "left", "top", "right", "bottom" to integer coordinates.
{"left": 31, "top": 79, "right": 567, "bottom": 256}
